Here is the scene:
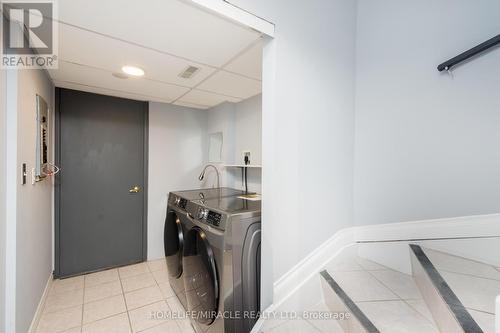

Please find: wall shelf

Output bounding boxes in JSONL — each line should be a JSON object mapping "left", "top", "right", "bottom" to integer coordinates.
{"left": 223, "top": 164, "right": 262, "bottom": 168}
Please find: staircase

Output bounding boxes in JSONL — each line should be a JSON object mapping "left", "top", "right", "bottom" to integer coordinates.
{"left": 319, "top": 245, "right": 498, "bottom": 333}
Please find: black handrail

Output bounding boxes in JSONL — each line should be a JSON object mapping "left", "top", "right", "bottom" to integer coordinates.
{"left": 437, "top": 34, "right": 500, "bottom": 72}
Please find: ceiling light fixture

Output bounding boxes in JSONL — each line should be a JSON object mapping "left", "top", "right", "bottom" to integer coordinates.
{"left": 122, "top": 65, "right": 145, "bottom": 77}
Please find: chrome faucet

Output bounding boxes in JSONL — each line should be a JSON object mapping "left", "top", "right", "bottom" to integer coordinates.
{"left": 198, "top": 164, "right": 220, "bottom": 189}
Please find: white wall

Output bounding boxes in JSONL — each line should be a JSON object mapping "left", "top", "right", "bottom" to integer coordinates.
{"left": 14, "top": 69, "right": 54, "bottom": 333}
{"left": 232, "top": 94, "right": 262, "bottom": 193}
{"left": 0, "top": 69, "right": 6, "bottom": 333}
{"left": 226, "top": 0, "right": 357, "bottom": 308}
{"left": 147, "top": 102, "right": 208, "bottom": 260}
{"left": 354, "top": 0, "right": 500, "bottom": 226}
{"left": 206, "top": 94, "right": 262, "bottom": 193}
{"left": 207, "top": 102, "right": 236, "bottom": 168}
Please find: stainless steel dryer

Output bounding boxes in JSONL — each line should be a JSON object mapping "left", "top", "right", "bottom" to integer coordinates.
{"left": 183, "top": 196, "right": 261, "bottom": 333}
{"left": 164, "top": 188, "right": 249, "bottom": 310}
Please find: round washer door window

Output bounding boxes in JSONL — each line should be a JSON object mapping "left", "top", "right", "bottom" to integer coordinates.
{"left": 164, "top": 211, "right": 183, "bottom": 278}
{"left": 183, "top": 227, "right": 219, "bottom": 325}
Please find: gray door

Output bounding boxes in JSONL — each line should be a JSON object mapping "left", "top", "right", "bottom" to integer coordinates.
{"left": 56, "top": 88, "right": 148, "bottom": 277}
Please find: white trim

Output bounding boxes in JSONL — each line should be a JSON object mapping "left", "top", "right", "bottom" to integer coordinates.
{"left": 186, "top": 0, "right": 275, "bottom": 37}
{"left": 250, "top": 227, "right": 355, "bottom": 333}
{"left": 272, "top": 227, "right": 356, "bottom": 309}
{"left": 27, "top": 275, "right": 52, "bottom": 333}
{"left": 259, "top": 34, "right": 276, "bottom": 312}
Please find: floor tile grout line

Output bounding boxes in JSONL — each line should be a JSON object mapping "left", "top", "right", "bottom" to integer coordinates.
{"left": 121, "top": 261, "right": 178, "bottom": 333}
{"left": 45, "top": 261, "right": 170, "bottom": 333}
{"left": 79, "top": 275, "right": 85, "bottom": 333}
{"left": 363, "top": 260, "right": 439, "bottom": 327}
{"left": 363, "top": 269, "right": 401, "bottom": 300}
{"left": 82, "top": 310, "right": 128, "bottom": 329}
{"left": 301, "top": 319, "right": 323, "bottom": 333}
{"left": 118, "top": 265, "right": 135, "bottom": 333}
{"left": 465, "top": 307, "right": 495, "bottom": 316}
{"left": 332, "top": 256, "right": 439, "bottom": 328}
{"left": 402, "top": 299, "right": 437, "bottom": 327}
{"left": 437, "top": 267, "right": 500, "bottom": 282}
{"left": 149, "top": 260, "right": 186, "bottom": 333}
{"left": 424, "top": 247, "right": 500, "bottom": 267}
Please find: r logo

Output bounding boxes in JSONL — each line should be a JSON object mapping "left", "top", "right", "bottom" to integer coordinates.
{"left": 2, "top": 1, "right": 53, "bottom": 54}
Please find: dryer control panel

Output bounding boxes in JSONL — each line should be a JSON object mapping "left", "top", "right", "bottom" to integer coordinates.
{"left": 169, "top": 194, "right": 188, "bottom": 211}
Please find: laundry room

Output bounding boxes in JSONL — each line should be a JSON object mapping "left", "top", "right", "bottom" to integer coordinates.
{"left": 1, "top": 0, "right": 268, "bottom": 332}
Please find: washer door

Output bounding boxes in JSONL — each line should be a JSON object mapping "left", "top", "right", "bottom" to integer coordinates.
{"left": 183, "top": 227, "right": 219, "bottom": 325}
{"left": 164, "top": 210, "right": 183, "bottom": 278}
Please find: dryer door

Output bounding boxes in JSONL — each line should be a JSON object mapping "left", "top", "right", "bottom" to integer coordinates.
{"left": 183, "top": 227, "right": 219, "bottom": 325}
{"left": 164, "top": 210, "right": 183, "bottom": 278}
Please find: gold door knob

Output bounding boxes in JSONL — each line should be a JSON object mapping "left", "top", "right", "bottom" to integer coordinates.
{"left": 129, "top": 185, "right": 141, "bottom": 193}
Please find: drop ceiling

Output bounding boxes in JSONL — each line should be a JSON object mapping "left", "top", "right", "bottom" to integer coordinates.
{"left": 48, "top": 0, "right": 263, "bottom": 109}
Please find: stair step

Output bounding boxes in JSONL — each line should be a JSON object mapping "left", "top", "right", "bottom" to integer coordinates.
{"left": 321, "top": 250, "right": 439, "bottom": 332}
{"left": 418, "top": 247, "right": 498, "bottom": 332}
{"left": 410, "top": 244, "right": 484, "bottom": 333}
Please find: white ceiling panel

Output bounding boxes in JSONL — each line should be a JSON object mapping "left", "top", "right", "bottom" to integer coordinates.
{"left": 173, "top": 100, "right": 210, "bottom": 109}
{"left": 224, "top": 40, "right": 263, "bottom": 80}
{"left": 50, "top": 61, "right": 189, "bottom": 102}
{"left": 53, "top": 80, "right": 172, "bottom": 103}
{"left": 177, "top": 88, "right": 242, "bottom": 108}
{"left": 57, "top": 0, "right": 261, "bottom": 67}
{"left": 58, "top": 23, "right": 216, "bottom": 88}
{"left": 197, "top": 71, "right": 262, "bottom": 99}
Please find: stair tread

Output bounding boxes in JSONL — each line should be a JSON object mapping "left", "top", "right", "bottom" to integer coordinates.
{"left": 422, "top": 248, "right": 499, "bottom": 316}
{"left": 323, "top": 253, "right": 439, "bottom": 332}
{"left": 411, "top": 244, "right": 488, "bottom": 333}
{"left": 423, "top": 247, "right": 500, "bottom": 281}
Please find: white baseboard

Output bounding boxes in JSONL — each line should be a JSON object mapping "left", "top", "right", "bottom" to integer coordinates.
{"left": 28, "top": 274, "right": 53, "bottom": 333}
{"left": 272, "top": 227, "right": 356, "bottom": 310}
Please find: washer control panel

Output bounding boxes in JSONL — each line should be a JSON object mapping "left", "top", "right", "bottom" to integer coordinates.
{"left": 207, "top": 211, "right": 222, "bottom": 227}
{"left": 195, "top": 206, "right": 223, "bottom": 229}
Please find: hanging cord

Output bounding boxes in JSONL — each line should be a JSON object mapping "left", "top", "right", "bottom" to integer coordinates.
{"left": 244, "top": 167, "right": 248, "bottom": 194}
{"left": 42, "top": 162, "right": 61, "bottom": 177}
{"left": 445, "top": 66, "right": 454, "bottom": 79}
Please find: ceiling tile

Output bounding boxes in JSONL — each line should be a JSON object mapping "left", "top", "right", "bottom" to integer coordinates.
{"left": 58, "top": 23, "right": 216, "bottom": 88}
{"left": 53, "top": 80, "right": 172, "bottom": 104}
{"left": 177, "top": 89, "right": 242, "bottom": 108}
{"left": 196, "top": 71, "right": 261, "bottom": 99}
{"left": 50, "top": 61, "right": 189, "bottom": 102}
{"left": 224, "top": 40, "right": 263, "bottom": 80}
{"left": 173, "top": 100, "right": 210, "bottom": 109}
{"left": 58, "top": 0, "right": 261, "bottom": 67}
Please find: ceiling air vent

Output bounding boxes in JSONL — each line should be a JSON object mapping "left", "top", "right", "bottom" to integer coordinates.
{"left": 179, "top": 66, "right": 200, "bottom": 79}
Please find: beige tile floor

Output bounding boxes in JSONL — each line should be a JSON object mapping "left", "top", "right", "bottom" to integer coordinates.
{"left": 259, "top": 301, "right": 344, "bottom": 333}
{"left": 260, "top": 253, "right": 440, "bottom": 333}
{"left": 36, "top": 260, "right": 195, "bottom": 333}
{"left": 327, "top": 254, "right": 440, "bottom": 333}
